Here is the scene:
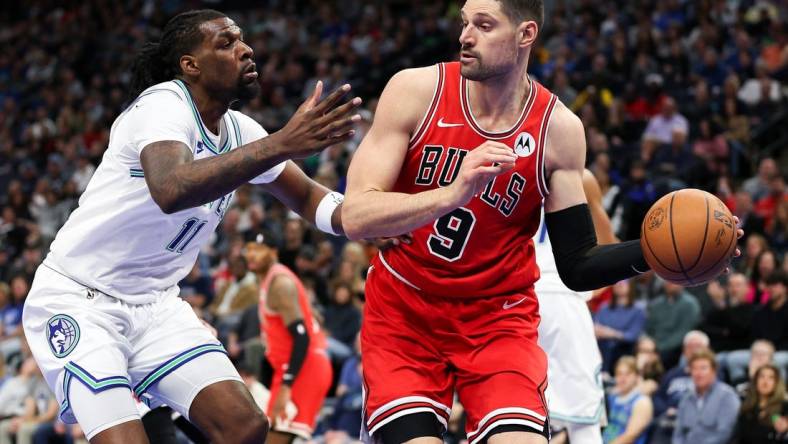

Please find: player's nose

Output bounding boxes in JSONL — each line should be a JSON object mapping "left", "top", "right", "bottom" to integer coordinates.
{"left": 239, "top": 40, "right": 253, "bottom": 60}
{"left": 459, "top": 26, "right": 475, "bottom": 47}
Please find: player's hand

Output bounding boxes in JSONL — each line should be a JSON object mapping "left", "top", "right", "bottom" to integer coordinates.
{"left": 723, "top": 216, "right": 745, "bottom": 274}
{"left": 449, "top": 141, "right": 516, "bottom": 207}
{"left": 270, "top": 82, "right": 362, "bottom": 159}
{"left": 271, "top": 385, "right": 293, "bottom": 426}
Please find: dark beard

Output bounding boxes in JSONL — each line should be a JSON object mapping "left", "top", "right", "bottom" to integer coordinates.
{"left": 236, "top": 78, "right": 260, "bottom": 103}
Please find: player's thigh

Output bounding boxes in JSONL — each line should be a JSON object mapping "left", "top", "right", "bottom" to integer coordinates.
{"left": 453, "top": 299, "right": 549, "bottom": 444}
{"left": 128, "top": 296, "right": 245, "bottom": 420}
{"left": 487, "top": 431, "right": 548, "bottom": 444}
{"left": 23, "top": 265, "right": 144, "bottom": 442}
{"left": 362, "top": 267, "right": 454, "bottom": 441}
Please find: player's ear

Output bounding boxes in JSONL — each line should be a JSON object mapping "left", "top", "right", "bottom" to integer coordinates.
{"left": 517, "top": 20, "right": 538, "bottom": 48}
{"left": 180, "top": 54, "right": 200, "bottom": 78}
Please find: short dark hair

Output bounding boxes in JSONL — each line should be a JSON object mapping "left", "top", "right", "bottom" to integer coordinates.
{"left": 496, "top": 0, "right": 544, "bottom": 29}
{"left": 689, "top": 349, "right": 718, "bottom": 371}
{"left": 128, "top": 9, "right": 227, "bottom": 102}
{"left": 765, "top": 270, "right": 788, "bottom": 287}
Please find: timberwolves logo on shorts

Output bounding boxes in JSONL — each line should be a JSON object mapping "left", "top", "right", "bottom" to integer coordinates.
{"left": 46, "top": 314, "right": 80, "bottom": 358}
{"left": 513, "top": 132, "right": 536, "bottom": 157}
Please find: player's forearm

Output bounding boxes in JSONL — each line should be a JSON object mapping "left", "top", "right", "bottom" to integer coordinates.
{"left": 342, "top": 187, "right": 458, "bottom": 240}
{"left": 146, "top": 136, "right": 287, "bottom": 214}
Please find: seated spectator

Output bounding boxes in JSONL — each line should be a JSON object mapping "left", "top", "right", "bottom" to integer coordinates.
{"left": 641, "top": 97, "right": 688, "bottom": 162}
{"left": 767, "top": 200, "right": 788, "bottom": 252}
{"left": 209, "top": 256, "right": 258, "bottom": 334}
{"left": 323, "top": 283, "right": 361, "bottom": 363}
{"left": 178, "top": 261, "right": 215, "bottom": 309}
{"left": 734, "top": 363, "right": 788, "bottom": 444}
{"left": 752, "top": 271, "right": 788, "bottom": 358}
{"left": 673, "top": 349, "right": 740, "bottom": 444}
{"left": 737, "top": 233, "right": 769, "bottom": 278}
{"left": 700, "top": 274, "right": 754, "bottom": 377}
{"left": 0, "top": 356, "right": 56, "bottom": 444}
{"left": 329, "top": 335, "right": 363, "bottom": 437}
{"left": 603, "top": 356, "right": 653, "bottom": 444}
{"left": 730, "top": 339, "right": 777, "bottom": 394}
{"left": 595, "top": 280, "right": 647, "bottom": 374}
{"left": 646, "top": 281, "right": 701, "bottom": 369}
{"left": 0, "top": 277, "right": 24, "bottom": 363}
{"left": 635, "top": 336, "right": 664, "bottom": 396}
{"left": 650, "top": 331, "right": 710, "bottom": 443}
{"left": 742, "top": 158, "right": 779, "bottom": 203}
{"left": 747, "top": 249, "right": 779, "bottom": 305}
{"left": 226, "top": 304, "right": 263, "bottom": 382}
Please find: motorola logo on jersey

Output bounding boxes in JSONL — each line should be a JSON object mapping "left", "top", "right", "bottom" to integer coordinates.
{"left": 513, "top": 132, "right": 536, "bottom": 157}
{"left": 415, "top": 144, "right": 526, "bottom": 217}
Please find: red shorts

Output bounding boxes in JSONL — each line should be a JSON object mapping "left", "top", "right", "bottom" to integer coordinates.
{"left": 268, "top": 349, "right": 333, "bottom": 439}
{"left": 362, "top": 261, "right": 549, "bottom": 443}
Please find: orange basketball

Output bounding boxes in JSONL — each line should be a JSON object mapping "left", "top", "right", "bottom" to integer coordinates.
{"left": 640, "top": 189, "right": 738, "bottom": 286}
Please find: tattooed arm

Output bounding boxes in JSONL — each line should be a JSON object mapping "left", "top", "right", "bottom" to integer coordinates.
{"left": 140, "top": 84, "right": 361, "bottom": 214}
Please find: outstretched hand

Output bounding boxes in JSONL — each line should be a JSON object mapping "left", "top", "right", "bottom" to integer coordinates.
{"left": 271, "top": 81, "right": 363, "bottom": 159}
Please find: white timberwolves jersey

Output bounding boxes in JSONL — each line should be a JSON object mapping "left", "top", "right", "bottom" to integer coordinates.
{"left": 46, "top": 80, "right": 284, "bottom": 303}
{"left": 534, "top": 208, "right": 591, "bottom": 300}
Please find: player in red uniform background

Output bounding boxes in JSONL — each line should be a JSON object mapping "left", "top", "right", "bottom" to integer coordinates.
{"left": 342, "top": 1, "right": 662, "bottom": 443}
{"left": 244, "top": 236, "right": 332, "bottom": 444}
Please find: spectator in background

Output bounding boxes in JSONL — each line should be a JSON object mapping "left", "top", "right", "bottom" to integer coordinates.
{"left": 635, "top": 336, "right": 664, "bottom": 397}
{"left": 323, "top": 282, "right": 361, "bottom": 362}
{"left": 730, "top": 339, "right": 777, "bottom": 395}
{"left": 618, "top": 161, "right": 656, "bottom": 241}
{"left": 732, "top": 191, "right": 766, "bottom": 244}
{"left": 0, "top": 356, "right": 55, "bottom": 444}
{"left": 329, "top": 334, "right": 363, "bottom": 437}
{"left": 739, "top": 233, "right": 770, "bottom": 278}
{"left": 755, "top": 175, "right": 788, "bottom": 229}
{"left": 743, "top": 157, "right": 779, "bottom": 202}
{"left": 646, "top": 281, "right": 701, "bottom": 368}
{"left": 673, "top": 349, "right": 740, "bottom": 444}
{"left": 595, "top": 280, "right": 647, "bottom": 374}
{"left": 733, "top": 364, "right": 788, "bottom": 444}
{"left": 178, "top": 262, "right": 215, "bottom": 309}
{"left": 651, "top": 331, "right": 710, "bottom": 442}
{"left": 209, "top": 256, "right": 258, "bottom": 334}
{"left": 641, "top": 96, "right": 688, "bottom": 163}
{"left": 602, "top": 356, "right": 653, "bottom": 444}
{"left": 700, "top": 274, "right": 754, "bottom": 371}
{"left": 0, "top": 277, "right": 24, "bottom": 362}
{"left": 751, "top": 271, "right": 788, "bottom": 366}
{"left": 768, "top": 200, "right": 788, "bottom": 252}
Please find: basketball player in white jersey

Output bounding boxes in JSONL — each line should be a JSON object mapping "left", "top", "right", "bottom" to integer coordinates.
{"left": 22, "top": 10, "right": 359, "bottom": 444}
{"left": 535, "top": 170, "right": 616, "bottom": 443}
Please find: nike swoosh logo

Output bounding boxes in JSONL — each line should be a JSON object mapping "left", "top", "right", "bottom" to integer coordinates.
{"left": 437, "top": 118, "right": 464, "bottom": 128}
{"left": 503, "top": 297, "right": 527, "bottom": 310}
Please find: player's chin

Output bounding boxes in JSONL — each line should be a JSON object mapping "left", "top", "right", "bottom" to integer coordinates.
{"left": 236, "top": 80, "right": 260, "bottom": 102}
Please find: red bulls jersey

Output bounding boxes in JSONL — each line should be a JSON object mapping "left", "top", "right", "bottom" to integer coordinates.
{"left": 259, "top": 264, "right": 327, "bottom": 367}
{"left": 377, "top": 62, "right": 557, "bottom": 299}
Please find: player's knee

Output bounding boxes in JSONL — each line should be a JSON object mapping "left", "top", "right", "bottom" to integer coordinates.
{"left": 206, "top": 408, "right": 268, "bottom": 444}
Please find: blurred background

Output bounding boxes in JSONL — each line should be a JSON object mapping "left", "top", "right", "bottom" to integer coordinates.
{"left": 0, "top": 0, "right": 786, "bottom": 443}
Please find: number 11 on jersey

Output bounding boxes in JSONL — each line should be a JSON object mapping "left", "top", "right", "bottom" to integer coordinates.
{"left": 166, "top": 217, "right": 207, "bottom": 253}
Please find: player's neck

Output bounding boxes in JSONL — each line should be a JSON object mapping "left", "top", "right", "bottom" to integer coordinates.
{"left": 187, "top": 82, "right": 230, "bottom": 134}
{"left": 467, "top": 66, "right": 530, "bottom": 126}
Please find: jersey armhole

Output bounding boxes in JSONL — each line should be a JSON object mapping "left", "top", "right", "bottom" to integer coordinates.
{"left": 535, "top": 94, "right": 558, "bottom": 199}
{"left": 408, "top": 64, "right": 445, "bottom": 149}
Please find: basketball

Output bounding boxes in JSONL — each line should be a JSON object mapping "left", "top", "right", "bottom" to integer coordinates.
{"left": 640, "top": 189, "right": 738, "bottom": 287}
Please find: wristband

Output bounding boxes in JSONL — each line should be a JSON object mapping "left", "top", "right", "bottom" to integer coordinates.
{"left": 315, "top": 191, "right": 344, "bottom": 235}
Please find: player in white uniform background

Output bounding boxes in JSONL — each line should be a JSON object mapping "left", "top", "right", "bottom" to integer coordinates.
{"left": 535, "top": 170, "right": 618, "bottom": 444}
{"left": 22, "top": 10, "right": 360, "bottom": 444}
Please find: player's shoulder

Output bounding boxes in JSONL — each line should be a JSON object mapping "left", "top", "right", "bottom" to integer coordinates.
{"left": 384, "top": 65, "right": 440, "bottom": 100}
{"left": 546, "top": 99, "right": 583, "bottom": 138}
{"left": 134, "top": 81, "right": 187, "bottom": 106}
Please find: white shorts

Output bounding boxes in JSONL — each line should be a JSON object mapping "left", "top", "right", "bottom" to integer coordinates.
{"left": 22, "top": 264, "right": 242, "bottom": 439}
{"left": 537, "top": 289, "right": 605, "bottom": 426}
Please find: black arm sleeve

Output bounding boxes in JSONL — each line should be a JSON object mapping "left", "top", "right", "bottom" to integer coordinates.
{"left": 283, "top": 319, "right": 310, "bottom": 386}
{"left": 545, "top": 204, "right": 650, "bottom": 292}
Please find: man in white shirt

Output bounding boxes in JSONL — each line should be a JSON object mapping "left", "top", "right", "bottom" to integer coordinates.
{"left": 22, "top": 9, "right": 360, "bottom": 444}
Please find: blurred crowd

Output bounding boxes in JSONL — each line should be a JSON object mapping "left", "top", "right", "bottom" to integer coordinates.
{"left": 0, "top": 0, "right": 786, "bottom": 443}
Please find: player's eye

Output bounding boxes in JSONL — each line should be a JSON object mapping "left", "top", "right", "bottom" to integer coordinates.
{"left": 480, "top": 23, "right": 492, "bottom": 31}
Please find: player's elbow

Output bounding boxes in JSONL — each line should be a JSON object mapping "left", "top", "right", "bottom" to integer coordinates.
{"left": 150, "top": 190, "right": 180, "bottom": 214}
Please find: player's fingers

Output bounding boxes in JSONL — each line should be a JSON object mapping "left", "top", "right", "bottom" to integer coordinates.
{"left": 480, "top": 140, "right": 513, "bottom": 151}
{"left": 324, "top": 129, "right": 356, "bottom": 144}
{"left": 733, "top": 247, "right": 741, "bottom": 257}
{"left": 319, "top": 97, "right": 363, "bottom": 126}
{"left": 317, "top": 114, "right": 361, "bottom": 138}
{"left": 312, "top": 84, "right": 352, "bottom": 115}
{"left": 736, "top": 228, "right": 744, "bottom": 239}
{"left": 480, "top": 154, "right": 517, "bottom": 166}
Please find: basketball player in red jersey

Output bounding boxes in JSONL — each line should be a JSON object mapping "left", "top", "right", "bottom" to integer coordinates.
{"left": 244, "top": 237, "right": 332, "bottom": 444}
{"left": 341, "top": 0, "right": 725, "bottom": 443}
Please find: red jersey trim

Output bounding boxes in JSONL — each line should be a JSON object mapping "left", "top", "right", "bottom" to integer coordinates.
{"left": 535, "top": 94, "right": 558, "bottom": 199}
{"left": 460, "top": 75, "right": 536, "bottom": 140}
{"left": 408, "top": 64, "right": 445, "bottom": 149}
